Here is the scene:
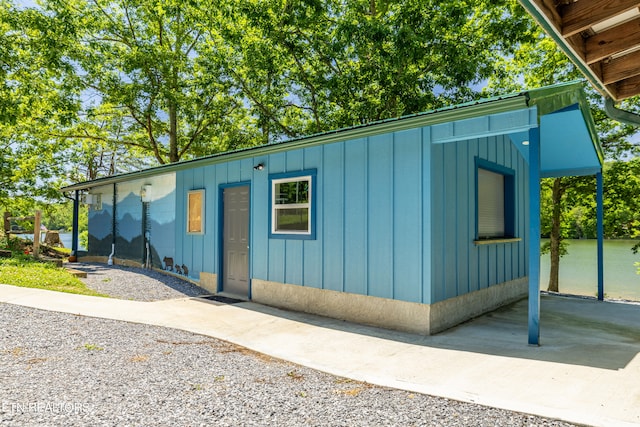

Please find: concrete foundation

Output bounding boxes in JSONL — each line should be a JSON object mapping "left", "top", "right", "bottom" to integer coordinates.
{"left": 251, "top": 279, "right": 431, "bottom": 334}
{"left": 429, "top": 277, "right": 528, "bottom": 334}
{"left": 78, "top": 255, "right": 141, "bottom": 268}
{"left": 251, "top": 277, "right": 528, "bottom": 335}
{"left": 199, "top": 272, "right": 218, "bottom": 294}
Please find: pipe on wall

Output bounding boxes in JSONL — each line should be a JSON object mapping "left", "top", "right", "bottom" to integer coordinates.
{"left": 107, "top": 243, "right": 115, "bottom": 266}
{"left": 604, "top": 97, "right": 640, "bottom": 127}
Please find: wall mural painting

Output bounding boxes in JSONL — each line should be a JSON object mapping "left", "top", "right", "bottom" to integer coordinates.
{"left": 115, "top": 181, "right": 145, "bottom": 261}
{"left": 86, "top": 173, "right": 184, "bottom": 274}
{"left": 87, "top": 185, "right": 113, "bottom": 257}
{"left": 140, "top": 174, "right": 178, "bottom": 271}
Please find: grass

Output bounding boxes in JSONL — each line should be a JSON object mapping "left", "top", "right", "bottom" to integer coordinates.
{"left": 80, "top": 343, "right": 104, "bottom": 351}
{"left": 50, "top": 246, "right": 72, "bottom": 255}
{"left": 0, "top": 253, "right": 107, "bottom": 297}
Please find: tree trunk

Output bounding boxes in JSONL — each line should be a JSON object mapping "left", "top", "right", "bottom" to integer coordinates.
{"left": 548, "top": 177, "right": 565, "bottom": 292}
{"left": 169, "top": 100, "right": 179, "bottom": 163}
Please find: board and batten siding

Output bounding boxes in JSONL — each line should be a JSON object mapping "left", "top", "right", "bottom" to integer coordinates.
{"left": 175, "top": 127, "right": 431, "bottom": 304}
{"left": 175, "top": 158, "right": 255, "bottom": 278}
{"left": 430, "top": 134, "right": 529, "bottom": 304}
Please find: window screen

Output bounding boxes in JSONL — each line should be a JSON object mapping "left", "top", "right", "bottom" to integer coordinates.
{"left": 187, "top": 190, "right": 204, "bottom": 234}
{"left": 478, "top": 168, "right": 505, "bottom": 238}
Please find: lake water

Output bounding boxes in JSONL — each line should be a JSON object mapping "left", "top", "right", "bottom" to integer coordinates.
{"left": 12, "top": 233, "right": 640, "bottom": 301}
{"left": 58, "top": 233, "right": 83, "bottom": 251}
{"left": 12, "top": 233, "right": 85, "bottom": 252}
{"left": 540, "top": 239, "right": 640, "bottom": 301}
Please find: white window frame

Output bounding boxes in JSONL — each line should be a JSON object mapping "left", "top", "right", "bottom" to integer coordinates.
{"left": 187, "top": 189, "right": 205, "bottom": 234}
{"left": 271, "top": 175, "right": 312, "bottom": 236}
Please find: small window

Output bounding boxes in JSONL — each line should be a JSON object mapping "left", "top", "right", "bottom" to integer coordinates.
{"left": 270, "top": 170, "right": 316, "bottom": 239}
{"left": 476, "top": 159, "right": 515, "bottom": 240}
{"left": 187, "top": 190, "right": 204, "bottom": 234}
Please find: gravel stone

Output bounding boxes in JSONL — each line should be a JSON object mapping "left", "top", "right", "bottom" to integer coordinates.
{"left": 71, "top": 263, "right": 210, "bottom": 301}
{"left": 0, "top": 265, "right": 579, "bottom": 426}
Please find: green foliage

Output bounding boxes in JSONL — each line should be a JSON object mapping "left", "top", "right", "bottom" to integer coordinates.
{"left": 0, "top": 254, "right": 107, "bottom": 296}
{"left": 540, "top": 160, "right": 640, "bottom": 242}
{"left": 211, "top": 0, "right": 536, "bottom": 139}
{"left": 1, "top": 235, "right": 28, "bottom": 253}
{"left": 80, "top": 343, "right": 104, "bottom": 351}
{"left": 79, "top": 229, "right": 88, "bottom": 250}
{"left": 3, "top": 0, "right": 542, "bottom": 175}
{"left": 0, "top": 0, "right": 80, "bottom": 209}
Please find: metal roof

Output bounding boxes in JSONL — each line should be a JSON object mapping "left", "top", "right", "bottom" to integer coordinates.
{"left": 61, "top": 81, "right": 600, "bottom": 192}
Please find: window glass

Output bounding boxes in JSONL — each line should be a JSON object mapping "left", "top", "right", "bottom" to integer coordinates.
{"left": 275, "top": 208, "right": 309, "bottom": 232}
{"left": 271, "top": 174, "right": 313, "bottom": 236}
{"left": 187, "top": 190, "right": 204, "bottom": 234}
{"left": 275, "top": 181, "right": 309, "bottom": 205}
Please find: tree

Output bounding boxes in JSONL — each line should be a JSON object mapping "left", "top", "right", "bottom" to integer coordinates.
{"left": 209, "top": 0, "right": 538, "bottom": 141}
{"left": 40, "top": 0, "right": 256, "bottom": 165}
{"left": 0, "top": 1, "right": 79, "bottom": 213}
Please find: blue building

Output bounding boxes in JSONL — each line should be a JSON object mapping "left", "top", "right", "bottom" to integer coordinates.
{"left": 62, "top": 81, "right": 603, "bottom": 338}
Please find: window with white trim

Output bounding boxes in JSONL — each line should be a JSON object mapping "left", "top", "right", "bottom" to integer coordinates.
{"left": 187, "top": 190, "right": 205, "bottom": 234}
{"left": 476, "top": 159, "right": 515, "bottom": 240}
{"left": 270, "top": 171, "right": 315, "bottom": 239}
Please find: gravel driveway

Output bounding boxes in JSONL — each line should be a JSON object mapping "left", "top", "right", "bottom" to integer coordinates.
{"left": 0, "top": 264, "right": 578, "bottom": 426}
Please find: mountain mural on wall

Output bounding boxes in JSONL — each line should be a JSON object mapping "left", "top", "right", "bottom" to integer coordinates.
{"left": 148, "top": 218, "right": 176, "bottom": 269}
{"left": 116, "top": 192, "right": 143, "bottom": 243}
{"left": 86, "top": 185, "right": 177, "bottom": 266}
{"left": 87, "top": 209, "right": 113, "bottom": 256}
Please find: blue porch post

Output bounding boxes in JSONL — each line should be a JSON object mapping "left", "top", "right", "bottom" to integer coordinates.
{"left": 528, "top": 127, "right": 541, "bottom": 346}
{"left": 71, "top": 190, "right": 80, "bottom": 257}
{"left": 597, "top": 171, "right": 604, "bottom": 301}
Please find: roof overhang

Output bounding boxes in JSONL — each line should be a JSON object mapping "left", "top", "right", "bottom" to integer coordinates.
{"left": 518, "top": 0, "right": 640, "bottom": 101}
{"left": 529, "top": 82, "right": 603, "bottom": 177}
{"left": 61, "top": 82, "right": 603, "bottom": 192}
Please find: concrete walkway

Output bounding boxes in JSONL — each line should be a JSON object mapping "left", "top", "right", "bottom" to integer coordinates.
{"left": 1, "top": 284, "right": 639, "bottom": 427}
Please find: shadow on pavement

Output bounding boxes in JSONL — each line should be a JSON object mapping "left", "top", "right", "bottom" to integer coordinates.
{"left": 235, "top": 295, "right": 640, "bottom": 371}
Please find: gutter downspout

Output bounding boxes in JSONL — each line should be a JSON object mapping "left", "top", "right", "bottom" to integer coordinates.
{"left": 107, "top": 244, "right": 115, "bottom": 266}
{"left": 109, "top": 183, "right": 117, "bottom": 266}
{"left": 604, "top": 97, "right": 640, "bottom": 127}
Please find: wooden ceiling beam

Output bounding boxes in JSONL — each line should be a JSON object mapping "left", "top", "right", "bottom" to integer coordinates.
{"left": 602, "top": 48, "right": 640, "bottom": 84}
{"left": 614, "top": 74, "right": 640, "bottom": 98}
{"left": 531, "top": 0, "right": 563, "bottom": 30}
{"left": 586, "top": 16, "right": 640, "bottom": 64}
{"left": 566, "top": 33, "right": 587, "bottom": 61}
{"left": 561, "top": 0, "right": 640, "bottom": 37}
